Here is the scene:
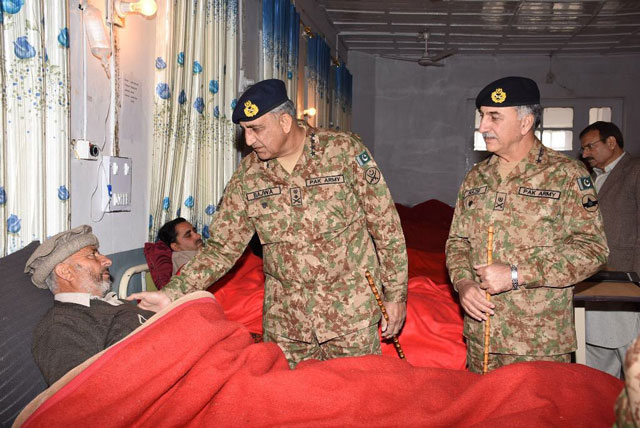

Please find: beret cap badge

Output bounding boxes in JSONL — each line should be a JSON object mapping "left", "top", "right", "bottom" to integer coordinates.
{"left": 244, "top": 100, "right": 259, "bottom": 118}
{"left": 491, "top": 88, "right": 507, "bottom": 104}
{"left": 232, "top": 79, "right": 289, "bottom": 124}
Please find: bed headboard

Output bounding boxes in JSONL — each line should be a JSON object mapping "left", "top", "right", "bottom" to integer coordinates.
{"left": 0, "top": 241, "right": 51, "bottom": 426}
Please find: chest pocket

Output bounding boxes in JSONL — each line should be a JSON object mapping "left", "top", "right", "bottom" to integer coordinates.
{"left": 510, "top": 187, "right": 562, "bottom": 245}
{"left": 247, "top": 200, "right": 284, "bottom": 244}
{"left": 303, "top": 180, "right": 351, "bottom": 238}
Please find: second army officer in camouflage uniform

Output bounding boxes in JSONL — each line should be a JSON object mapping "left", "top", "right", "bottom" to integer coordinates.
{"left": 446, "top": 76, "right": 609, "bottom": 373}
{"left": 131, "top": 79, "right": 408, "bottom": 367}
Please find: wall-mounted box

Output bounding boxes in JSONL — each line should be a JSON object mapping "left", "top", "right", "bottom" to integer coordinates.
{"left": 101, "top": 156, "right": 132, "bottom": 212}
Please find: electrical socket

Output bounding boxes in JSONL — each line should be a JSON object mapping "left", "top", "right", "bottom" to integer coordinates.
{"left": 73, "top": 139, "right": 100, "bottom": 160}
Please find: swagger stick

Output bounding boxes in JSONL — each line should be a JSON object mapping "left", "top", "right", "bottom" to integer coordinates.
{"left": 365, "top": 271, "right": 406, "bottom": 360}
{"left": 483, "top": 225, "right": 494, "bottom": 374}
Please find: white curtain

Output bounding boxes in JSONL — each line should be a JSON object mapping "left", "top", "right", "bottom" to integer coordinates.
{"left": 0, "top": 0, "right": 70, "bottom": 255}
{"left": 149, "top": 0, "right": 238, "bottom": 241}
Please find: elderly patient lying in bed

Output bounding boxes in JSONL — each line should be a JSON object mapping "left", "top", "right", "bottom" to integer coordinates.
{"left": 23, "top": 225, "right": 156, "bottom": 386}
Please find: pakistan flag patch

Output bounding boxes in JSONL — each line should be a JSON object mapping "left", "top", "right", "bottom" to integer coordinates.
{"left": 577, "top": 176, "right": 594, "bottom": 191}
{"left": 356, "top": 150, "right": 371, "bottom": 167}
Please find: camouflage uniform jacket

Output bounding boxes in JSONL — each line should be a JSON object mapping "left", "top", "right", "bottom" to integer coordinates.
{"left": 163, "top": 122, "right": 408, "bottom": 343}
{"left": 446, "top": 139, "right": 608, "bottom": 355}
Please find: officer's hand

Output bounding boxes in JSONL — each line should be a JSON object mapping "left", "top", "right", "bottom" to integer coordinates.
{"left": 381, "top": 301, "right": 406, "bottom": 339}
{"left": 474, "top": 262, "right": 512, "bottom": 295}
{"left": 127, "top": 291, "right": 171, "bottom": 312}
{"left": 456, "top": 279, "right": 495, "bottom": 321}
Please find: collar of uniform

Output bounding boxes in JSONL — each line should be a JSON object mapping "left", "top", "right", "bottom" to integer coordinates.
{"left": 54, "top": 291, "right": 122, "bottom": 307}
{"left": 298, "top": 120, "right": 322, "bottom": 160}
{"left": 486, "top": 138, "right": 545, "bottom": 167}
{"left": 262, "top": 120, "right": 321, "bottom": 174}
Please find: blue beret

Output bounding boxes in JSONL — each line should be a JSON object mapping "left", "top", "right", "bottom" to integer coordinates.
{"left": 232, "top": 79, "right": 289, "bottom": 124}
{"left": 476, "top": 76, "right": 540, "bottom": 109}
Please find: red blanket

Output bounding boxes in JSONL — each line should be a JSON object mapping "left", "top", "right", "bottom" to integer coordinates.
{"left": 381, "top": 276, "right": 465, "bottom": 369}
{"left": 16, "top": 293, "right": 623, "bottom": 427}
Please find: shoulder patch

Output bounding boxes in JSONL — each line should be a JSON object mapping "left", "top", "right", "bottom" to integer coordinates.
{"left": 365, "top": 167, "right": 381, "bottom": 185}
{"left": 577, "top": 176, "right": 594, "bottom": 191}
{"left": 356, "top": 150, "right": 371, "bottom": 167}
{"left": 582, "top": 194, "right": 599, "bottom": 212}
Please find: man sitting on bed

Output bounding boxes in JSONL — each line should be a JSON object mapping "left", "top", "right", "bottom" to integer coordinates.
{"left": 24, "top": 225, "right": 155, "bottom": 386}
{"left": 157, "top": 217, "right": 204, "bottom": 275}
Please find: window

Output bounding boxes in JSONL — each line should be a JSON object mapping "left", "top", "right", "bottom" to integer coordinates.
{"left": 539, "top": 107, "right": 573, "bottom": 151}
{"left": 589, "top": 107, "right": 612, "bottom": 124}
{"left": 473, "top": 110, "right": 486, "bottom": 151}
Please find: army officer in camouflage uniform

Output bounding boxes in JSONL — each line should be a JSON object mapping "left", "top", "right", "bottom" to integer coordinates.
{"left": 446, "top": 76, "right": 609, "bottom": 373}
{"left": 131, "top": 79, "right": 408, "bottom": 367}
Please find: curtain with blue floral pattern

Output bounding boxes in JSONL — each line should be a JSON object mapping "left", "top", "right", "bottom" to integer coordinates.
{"left": 261, "top": 0, "right": 299, "bottom": 104}
{"left": 148, "top": 0, "right": 238, "bottom": 242}
{"left": 0, "top": 0, "right": 70, "bottom": 256}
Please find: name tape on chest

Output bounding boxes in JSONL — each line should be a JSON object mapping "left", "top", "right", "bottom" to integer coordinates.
{"left": 246, "top": 186, "right": 282, "bottom": 201}
{"left": 463, "top": 186, "right": 487, "bottom": 199}
{"left": 518, "top": 187, "right": 561, "bottom": 199}
{"left": 305, "top": 175, "right": 345, "bottom": 187}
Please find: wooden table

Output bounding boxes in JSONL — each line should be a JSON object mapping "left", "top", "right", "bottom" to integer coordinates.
{"left": 573, "top": 280, "right": 640, "bottom": 364}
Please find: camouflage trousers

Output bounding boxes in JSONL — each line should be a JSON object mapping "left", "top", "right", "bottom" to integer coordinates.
{"left": 264, "top": 324, "right": 381, "bottom": 369}
{"left": 467, "top": 338, "right": 572, "bottom": 374}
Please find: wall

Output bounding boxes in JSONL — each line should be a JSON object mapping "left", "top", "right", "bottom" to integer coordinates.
{"left": 69, "top": 3, "right": 156, "bottom": 254}
{"left": 349, "top": 51, "right": 640, "bottom": 207}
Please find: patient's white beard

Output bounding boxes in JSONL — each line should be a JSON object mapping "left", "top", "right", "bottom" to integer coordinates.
{"left": 74, "top": 264, "right": 112, "bottom": 298}
{"left": 93, "top": 280, "right": 112, "bottom": 297}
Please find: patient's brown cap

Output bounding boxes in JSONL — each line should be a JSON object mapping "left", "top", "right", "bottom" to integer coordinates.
{"left": 24, "top": 225, "right": 99, "bottom": 289}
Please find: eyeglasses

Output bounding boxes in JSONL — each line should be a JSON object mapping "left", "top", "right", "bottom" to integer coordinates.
{"left": 580, "top": 138, "right": 604, "bottom": 154}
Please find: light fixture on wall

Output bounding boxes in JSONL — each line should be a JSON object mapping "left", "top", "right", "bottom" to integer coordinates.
{"left": 302, "top": 25, "right": 314, "bottom": 39}
{"left": 114, "top": 0, "right": 157, "bottom": 18}
{"left": 303, "top": 107, "right": 317, "bottom": 117}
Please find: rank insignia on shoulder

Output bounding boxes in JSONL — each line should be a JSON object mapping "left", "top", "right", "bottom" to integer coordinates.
{"left": 356, "top": 151, "right": 371, "bottom": 167}
{"left": 577, "top": 176, "right": 594, "bottom": 191}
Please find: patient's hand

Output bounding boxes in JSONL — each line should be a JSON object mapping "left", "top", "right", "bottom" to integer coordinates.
{"left": 127, "top": 291, "right": 171, "bottom": 312}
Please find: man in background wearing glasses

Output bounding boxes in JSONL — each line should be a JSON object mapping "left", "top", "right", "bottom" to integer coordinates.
{"left": 580, "top": 121, "right": 640, "bottom": 379}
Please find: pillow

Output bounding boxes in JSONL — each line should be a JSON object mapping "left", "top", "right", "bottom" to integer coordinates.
{"left": 0, "top": 241, "right": 52, "bottom": 426}
{"left": 143, "top": 241, "right": 173, "bottom": 289}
